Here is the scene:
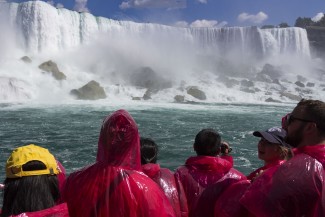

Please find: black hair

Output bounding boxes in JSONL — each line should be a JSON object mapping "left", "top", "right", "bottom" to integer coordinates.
{"left": 297, "top": 99, "right": 325, "bottom": 136}
{"left": 140, "top": 137, "right": 158, "bottom": 164}
{"left": 194, "top": 129, "right": 221, "bottom": 156}
{"left": 1, "top": 161, "right": 59, "bottom": 217}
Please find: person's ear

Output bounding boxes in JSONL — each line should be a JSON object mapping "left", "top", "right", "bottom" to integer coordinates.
{"left": 305, "top": 122, "right": 318, "bottom": 135}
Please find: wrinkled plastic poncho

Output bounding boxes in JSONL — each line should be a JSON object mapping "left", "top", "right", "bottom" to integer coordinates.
{"left": 214, "top": 162, "right": 283, "bottom": 217}
{"left": 11, "top": 203, "right": 69, "bottom": 217}
{"left": 141, "top": 163, "right": 188, "bottom": 217}
{"left": 293, "top": 144, "right": 325, "bottom": 167}
{"left": 214, "top": 180, "right": 251, "bottom": 217}
{"left": 62, "top": 110, "right": 176, "bottom": 217}
{"left": 220, "top": 155, "right": 233, "bottom": 167}
{"left": 246, "top": 160, "right": 285, "bottom": 181}
{"left": 240, "top": 144, "right": 325, "bottom": 217}
{"left": 175, "top": 156, "right": 246, "bottom": 217}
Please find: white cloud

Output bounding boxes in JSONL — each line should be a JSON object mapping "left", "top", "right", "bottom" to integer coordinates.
{"left": 45, "top": 1, "right": 64, "bottom": 8}
{"left": 197, "top": 0, "right": 207, "bottom": 3}
{"left": 216, "top": 21, "right": 228, "bottom": 27}
{"left": 237, "top": 11, "right": 268, "bottom": 24}
{"left": 119, "top": 2, "right": 131, "bottom": 9}
{"left": 312, "top": 12, "right": 324, "bottom": 22}
{"left": 174, "top": 19, "right": 227, "bottom": 28}
{"left": 174, "top": 21, "right": 189, "bottom": 27}
{"left": 46, "top": 1, "right": 54, "bottom": 5}
{"left": 56, "top": 3, "right": 64, "bottom": 8}
{"left": 119, "top": 0, "right": 186, "bottom": 10}
{"left": 74, "top": 0, "right": 89, "bottom": 13}
{"left": 190, "top": 19, "right": 227, "bottom": 28}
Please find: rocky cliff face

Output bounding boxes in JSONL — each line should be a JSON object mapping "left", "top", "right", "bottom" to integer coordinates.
{"left": 306, "top": 27, "right": 325, "bottom": 58}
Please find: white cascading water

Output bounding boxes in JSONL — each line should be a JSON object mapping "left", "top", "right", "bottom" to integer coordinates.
{"left": 0, "top": 1, "right": 324, "bottom": 104}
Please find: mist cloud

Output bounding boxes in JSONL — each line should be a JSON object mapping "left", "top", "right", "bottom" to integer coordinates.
{"left": 74, "top": 0, "right": 89, "bottom": 12}
{"left": 237, "top": 12, "right": 268, "bottom": 24}
{"left": 174, "top": 19, "right": 227, "bottom": 28}
{"left": 46, "top": 1, "right": 54, "bottom": 5}
{"left": 174, "top": 21, "right": 189, "bottom": 27}
{"left": 56, "top": 3, "right": 64, "bottom": 8}
{"left": 191, "top": 19, "right": 226, "bottom": 27}
{"left": 119, "top": 0, "right": 186, "bottom": 10}
{"left": 312, "top": 12, "right": 324, "bottom": 22}
{"left": 197, "top": 0, "right": 207, "bottom": 3}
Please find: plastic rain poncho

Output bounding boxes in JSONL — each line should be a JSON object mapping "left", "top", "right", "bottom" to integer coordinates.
{"left": 141, "top": 163, "right": 188, "bottom": 217}
{"left": 62, "top": 110, "right": 176, "bottom": 217}
{"left": 214, "top": 163, "right": 283, "bottom": 217}
{"left": 246, "top": 160, "right": 285, "bottom": 181}
{"left": 175, "top": 156, "right": 246, "bottom": 217}
{"left": 11, "top": 203, "right": 69, "bottom": 217}
{"left": 240, "top": 145, "right": 325, "bottom": 217}
{"left": 214, "top": 180, "right": 251, "bottom": 217}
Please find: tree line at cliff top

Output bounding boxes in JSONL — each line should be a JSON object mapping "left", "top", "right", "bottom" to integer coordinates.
{"left": 261, "top": 16, "right": 325, "bottom": 29}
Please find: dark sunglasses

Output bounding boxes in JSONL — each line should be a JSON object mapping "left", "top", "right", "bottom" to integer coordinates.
{"left": 286, "top": 113, "right": 314, "bottom": 126}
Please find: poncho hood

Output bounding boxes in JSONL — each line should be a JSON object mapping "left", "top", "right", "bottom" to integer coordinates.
{"left": 185, "top": 156, "right": 232, "bottom": 173}
{"left": 96, "top": 109, "right": 141, "bottom": 171}
{"left": 142, "top": 163, "right": 161, "bottom": 178}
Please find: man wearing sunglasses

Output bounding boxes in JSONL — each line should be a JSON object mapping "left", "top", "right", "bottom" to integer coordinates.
{"left": 242, "top": 99, "right": 325, "bottom": 217}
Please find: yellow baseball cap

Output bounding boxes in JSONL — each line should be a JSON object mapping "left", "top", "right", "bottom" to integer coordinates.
{"left": 6, "top": 144, "right": 59, "bottom": 178}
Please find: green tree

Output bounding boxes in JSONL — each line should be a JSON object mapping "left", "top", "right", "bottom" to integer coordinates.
{"left": 314, "top": 16, "right": 325, "bottom": 27}
{"left": 294, "top": 17, "right": 314, "bottom": 28}
{"left": 278, "top": 22, "right": 290, "bottom": 28}
{"left": 261, "top": 25, "right": 275, "bottom": 29}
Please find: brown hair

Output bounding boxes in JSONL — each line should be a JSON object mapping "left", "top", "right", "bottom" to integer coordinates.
{"left": 296, "top": 99, "right": 325, "bottom": 136}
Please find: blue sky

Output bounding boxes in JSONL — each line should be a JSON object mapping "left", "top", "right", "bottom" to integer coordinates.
{"left": 8, "top": 0, "right": 325, "bottom": 27}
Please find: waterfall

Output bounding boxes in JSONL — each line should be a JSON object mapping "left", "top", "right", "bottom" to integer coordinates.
{"left": 0, "top": 1, "right": 310, "bottom": 58}
{"left": 1, "top": 1, "right": 322, "bottom": 104}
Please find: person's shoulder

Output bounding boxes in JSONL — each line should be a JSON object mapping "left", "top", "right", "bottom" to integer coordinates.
{"left": 159, "top": 167, "right": 173, "bottom": 176}
{"left": 175, "top": 164, "right": 187, "bottom": 172}
{"left": 130, "top": 170, "right": 170, "bottom": 192}
{"left": 227, "top": 168, "right": 247, "bottom": 180}
{"left": 64, "top": 162, "right": 99, "bottom": 187}
{"left": 72, "top": 162, "right": 97, "bottom": 174}
{"left": 274, "top": 154, "right": 325, "bottom": 183}
{"left": 286, "top": 154, "right": 323, "bottom": 168}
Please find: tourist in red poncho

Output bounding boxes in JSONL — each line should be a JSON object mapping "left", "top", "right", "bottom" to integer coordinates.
{"left": 240, "top": 99, "right": 325, "bottom": 217}
{"left": 175, "top": 128, "right": 246, "bottom": 217}
{"left": 140, "top": 137, "right": 188, "bottom": 217}
{"left": 62, "top": 109, "right": 176, "bottom": 217}
{"left": 214, "top": 127, "right": 291, "bottom": 217}
{"left": 246, "top": 127, "right": 291, "bottom": 181}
